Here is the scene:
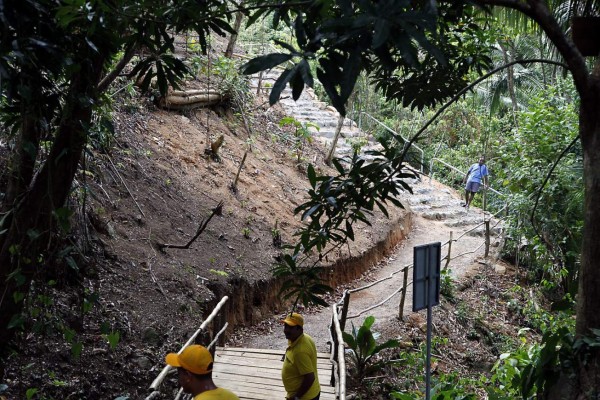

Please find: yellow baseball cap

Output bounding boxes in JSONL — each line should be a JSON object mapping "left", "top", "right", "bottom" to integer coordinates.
{"left": 281, "top": 312, "right": 304, "bottom": 327}
{"left": 165, "top": 345, "right": 213, "bottom": 375}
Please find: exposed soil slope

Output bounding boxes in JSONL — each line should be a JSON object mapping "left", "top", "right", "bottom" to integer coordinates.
{"left": 1, "top": 82, "right": 408, "bottom": 399}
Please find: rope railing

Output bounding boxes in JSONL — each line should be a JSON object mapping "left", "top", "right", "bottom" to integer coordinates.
{"left": 331, "top": 203, "right": 507, "bottom": 322}
{"left": 429, "top": 157, "right": 504, "bottom": 198}
{"left": 351, "top": 111, "right": 425, "bottom": 172}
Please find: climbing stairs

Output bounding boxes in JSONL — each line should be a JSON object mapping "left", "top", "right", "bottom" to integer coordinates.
{"left": 250, "top": 69, "right": 371, "bottom": 158}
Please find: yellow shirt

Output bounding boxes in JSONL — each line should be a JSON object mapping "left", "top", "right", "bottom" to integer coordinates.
{"left": 281, "top": 333, "right": 320, "bottom": 399}
{"left": 193, "top": 387, "right": 240, "bottom": 399}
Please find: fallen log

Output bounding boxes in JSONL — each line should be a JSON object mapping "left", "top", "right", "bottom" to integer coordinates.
{"left": 158, "top": 91, "right": 228, "bottom": 110}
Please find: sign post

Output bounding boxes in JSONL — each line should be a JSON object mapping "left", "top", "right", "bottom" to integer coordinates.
{"left": 412, "top": 242, "right": 441, "bottom": 400}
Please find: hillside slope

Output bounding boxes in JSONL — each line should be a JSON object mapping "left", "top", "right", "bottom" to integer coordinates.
{"left": 1, "top": 82, "right": 410, "bottom": 398}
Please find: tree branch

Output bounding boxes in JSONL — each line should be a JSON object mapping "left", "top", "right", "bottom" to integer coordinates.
{"left": 474, "top": 0, "right": 589, "bottom": 95}
{"left": 97, "top": 45, "right": 137, "bottom": 93}
{"left": 157, "top": 201, "right": 224, "bottom": 251}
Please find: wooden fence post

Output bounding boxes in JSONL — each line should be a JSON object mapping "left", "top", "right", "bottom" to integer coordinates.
{"left": 256, "top": 71, "right": 264, "bottom": 95}
{"left": 340, "top": 291, "right": 350, "bottom": 332}
{"left": 484, "top": 219, "right": 490, "bottom": 258}
{"left": 398, "top": 266, "right": 409, "bottom": 320}
{"left": 444, "top": 231, "right": 453, "bottom": 270}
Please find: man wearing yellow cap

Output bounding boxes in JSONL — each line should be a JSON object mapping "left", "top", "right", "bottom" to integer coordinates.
{"left": 281, "top": 312, "right": 321, "bottom": 400}
{"left": 165, "top": 344, "right": 239, "bottom": 399}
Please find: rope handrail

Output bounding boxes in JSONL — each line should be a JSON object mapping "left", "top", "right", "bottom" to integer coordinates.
{"left": 346, "top": 264, "right": 412, "bottom": 295}
{"left": 429, "top": 157, "right": 504, "bottom": 197}
{"left": 346, "top": 284, "right": 408, "bottom": 320}
{"left": 351, "top": 111, "right": 425, "bottom": 172}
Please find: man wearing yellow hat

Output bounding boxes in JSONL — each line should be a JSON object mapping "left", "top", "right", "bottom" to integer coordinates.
{"left": 281, "top": 312, "right": 321, "bottom": 400}
{"left": 165, "top": 344, "right": 239, "bottom": 399}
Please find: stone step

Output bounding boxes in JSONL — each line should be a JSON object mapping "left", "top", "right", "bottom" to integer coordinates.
{"left": 249, "top": 70, "right": 368, "bottom": 158}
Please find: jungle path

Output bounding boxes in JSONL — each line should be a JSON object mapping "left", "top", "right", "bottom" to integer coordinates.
{"left": 231, "top": 176, "right": 504, "bottom": 352}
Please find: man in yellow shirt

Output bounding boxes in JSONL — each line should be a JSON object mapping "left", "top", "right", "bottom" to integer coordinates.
{"left": 165, "top": 344, "right": 240, "bottom": 400}
{"left": 281, "top": 313, "right": 321, "bottom": 400}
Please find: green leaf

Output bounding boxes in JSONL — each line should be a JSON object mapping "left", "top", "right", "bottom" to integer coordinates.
{"left": 26, "top": 388, "right": 38, "bottom": 400}
{"left": 240, "top": 53, "right": 294, "bottom": 75}
{"left": 71, "top": 342, "right": 83, "bottom": 358}
{"left": 7, "top": 313, "right": 25, "bottom": 330}
{"left": 346, "top": 220, "right": 354, "bottom": 241}
{"left": 274, "top": 39, "right": 297, "bottom": 54}
{"left": 270, "top": 67, "right": 295, "bottom": 106}
{"left": 307, "top": 164, "right": 317, "bottom": 188}
{"left": 302, "top": 204, "right": 321, "bottom": 221}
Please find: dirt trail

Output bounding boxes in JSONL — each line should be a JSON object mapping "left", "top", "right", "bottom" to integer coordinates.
{"left": 232, "top": 176, "right": 504, "bottom": 352}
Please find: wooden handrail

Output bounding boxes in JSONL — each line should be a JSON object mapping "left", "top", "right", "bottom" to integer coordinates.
{"left": 332, "top": 304, "right": 346, "bottom": 400}
{"left": 148, "top": 296, "right": 229, "bottom": 392}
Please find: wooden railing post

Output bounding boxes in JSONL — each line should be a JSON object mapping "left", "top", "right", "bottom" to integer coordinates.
{"left": 398, "top": 266, "right": 409, "bottom": 320}
{"left": 444, "top": 231, "right": 453, "bottom": 270}
{"left": 330, "top": 309, "right": 338, "bottom": 387}
{"left": 484, "top": 219, "right": 491, "bottom": 258}
{"left": 256, "top": 71, "right": 264, "bottom": 95}
{"left": 332, "top": 305, "right": 347, "bottom": 400}
{"left": 340, "top": 291, "right": 350, "bottom": 332}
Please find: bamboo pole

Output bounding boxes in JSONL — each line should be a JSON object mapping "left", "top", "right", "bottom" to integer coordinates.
{"left": 325, "top": 115, "right": 345, "bottom": 165}
{"left": 329, "top": 310, "right": 338, "bottom": 387}
{"left": 148, "top": 296, "right": 229, "bottom": 392}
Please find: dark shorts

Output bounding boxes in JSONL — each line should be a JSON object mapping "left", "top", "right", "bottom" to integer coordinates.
{"left": 465, "top": 181, "right": 481, "bottom": 193}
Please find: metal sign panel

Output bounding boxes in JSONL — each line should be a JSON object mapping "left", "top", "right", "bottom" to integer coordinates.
{"left": 412, "top": 242, "right": 441, "bottom": 312}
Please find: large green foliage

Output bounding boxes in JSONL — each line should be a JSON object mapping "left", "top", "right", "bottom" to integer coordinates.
{"left": 495, "top": 80, "right": 582, "bottom": 296}
{"left": 0, "top": 0, "right": 235, "bottom": 350}
{"left": 343, "top": 315, "right": 399, "bottom": 381}
{"left": 241, "top": 1, "right": 492, "bottom": 114}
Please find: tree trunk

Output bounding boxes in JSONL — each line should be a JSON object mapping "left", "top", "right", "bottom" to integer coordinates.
{"left": 325, "top": 115, "right": 345, "bottom": 165}
{"left": 224, "top": 2, "right": 244, "bottom": 59}
{"left": 498, "top": 41, "right": 518, "bottom": 120}
{"left": 572, "top": 74, "right": 600, "bottom": 398}
{"left": 0, "top": 55, "right": 105, "bottom": 351}
{"left": 2, "top": 71, "right": 44, "bottom": 215}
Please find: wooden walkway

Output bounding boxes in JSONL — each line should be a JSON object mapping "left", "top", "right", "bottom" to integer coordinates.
{"left": 213, "top": 347, "right": 337, "bottom": 400}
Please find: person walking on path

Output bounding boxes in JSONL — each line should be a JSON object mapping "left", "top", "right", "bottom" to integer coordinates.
{"left": 165, "top": 344, "right": 240, "bottom": 400}
{"left": 281, "top": 313, "right": 321, "bottom": 400}
{"left": 462, "top": 156, "right": 489, "bottom": 209}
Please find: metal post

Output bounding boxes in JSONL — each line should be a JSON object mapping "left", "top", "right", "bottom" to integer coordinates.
{"left": 426, "top": 301, "right": 432, "bottom": 400}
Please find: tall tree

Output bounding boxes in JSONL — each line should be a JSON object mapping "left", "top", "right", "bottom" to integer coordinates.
{"left": 0, "top": 0, "right": 234, "bottom": 358}
{"left": 474, "top": 2, "right": 600, "bottom": 397}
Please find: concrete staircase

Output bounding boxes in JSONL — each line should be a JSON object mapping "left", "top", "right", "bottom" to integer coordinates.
{"left": 403, "top": 175, "right": 504, "bottom": 240}
{"left": 249, "top": 66, "right": 505, "bottom": 240}
{"left": 250, "top": 69, "right": 371, "bottom": 157}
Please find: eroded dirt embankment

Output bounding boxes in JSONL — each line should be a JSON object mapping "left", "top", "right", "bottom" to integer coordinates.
{"left": 204, "top": 210, "right": 413, "bottom": 337}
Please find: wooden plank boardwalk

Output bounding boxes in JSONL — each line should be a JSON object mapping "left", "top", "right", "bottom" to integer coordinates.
{"left": 213, "top": 347, "right": 337, "bottom": 400}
